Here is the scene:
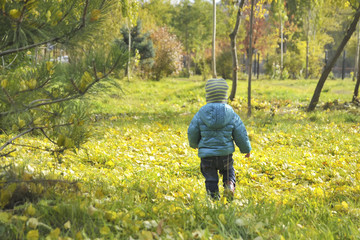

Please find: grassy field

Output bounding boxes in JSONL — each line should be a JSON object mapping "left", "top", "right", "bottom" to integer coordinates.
{"left": 1, "top": 77, "right": 360, "bottom": 239}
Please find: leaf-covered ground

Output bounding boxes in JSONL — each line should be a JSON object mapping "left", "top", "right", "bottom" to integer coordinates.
{"left": 1, "top": 78, "right": 360, "bottom": 239}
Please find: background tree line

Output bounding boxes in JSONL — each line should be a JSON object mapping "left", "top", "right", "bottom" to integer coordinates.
{"left": 1, "top": 0, "right": 360, "bottom": 156}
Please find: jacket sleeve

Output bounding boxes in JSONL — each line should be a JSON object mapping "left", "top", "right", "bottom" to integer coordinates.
{"left": 233, "top": 114, "right": 251, "bottom": 153}
{"left": 187, "top": 112, "right": 201, "bottom": 149}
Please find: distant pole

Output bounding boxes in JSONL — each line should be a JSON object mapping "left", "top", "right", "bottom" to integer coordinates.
{"left": 248, "top": 0, "right": 255, "bottom": 117}
{"left": 212, "top": 0, "right": 217, "bottom": 78}
{"left": 257, "top": 52, "right": 260, "bottom": 79}
{"left": 354, "top": 22, "right": 360, "bottom": 81}
{"left": 342, "top": 50, "right": 346, "bottom": 80}
{"left": 253, "top": 51, "right": 256, "bottom": 75}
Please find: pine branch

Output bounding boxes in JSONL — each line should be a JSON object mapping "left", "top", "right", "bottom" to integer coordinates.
{"left": 40, "top": 128, "right": 57, "bottom": 145}
{"left": 0, "top": 179, "right": 79, "bottom": 186}
{"left": 0, "top": 37, "right": 61, "bottom": 57}
{"left": 0, "top": 128, "right": 34, "bottom": 152}
{"left": 15, "top": 77, "right": 52, "bottom": 96}
{"left": 0, "top": 0, "right": 91, "bottom": 57}
{"left": 0, "top": 149, "right": 16, "bottom": 158}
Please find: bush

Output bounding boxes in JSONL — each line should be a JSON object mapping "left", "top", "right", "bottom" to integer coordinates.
{"left": 150, "top": 27, "right": 183, "bottom": 81}
{"left": 217, "top": 50, "right": 233, "bottom": 80}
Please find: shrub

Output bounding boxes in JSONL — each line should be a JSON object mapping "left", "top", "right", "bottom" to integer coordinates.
{"left": 150, "top": 27, "right": 183, "bottom": 81}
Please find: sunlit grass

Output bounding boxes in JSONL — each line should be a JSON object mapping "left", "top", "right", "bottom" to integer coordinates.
{"left": 1, "top": 77, "right": 359, "bottom": 239}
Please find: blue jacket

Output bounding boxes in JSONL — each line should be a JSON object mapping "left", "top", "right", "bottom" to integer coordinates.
{"left": 187, "top": 103, "right": 251, "bottom": 158}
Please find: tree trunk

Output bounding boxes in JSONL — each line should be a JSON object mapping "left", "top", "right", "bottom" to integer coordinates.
{"left": 212, "top": 0, "right": 217, "bottom": 78}
{"left": 308, "top": 7, "right": 360, "bottom": 111}
{"left": 229, "top": 0, "right": 245, "bottom": 101}
{"left": 354, "top": 22, "right": 360, "bottom": 81}
{"left": 280, "top": 16, "right": 284, "bottom": 78}
{"left": 342, "top": 50, "right": 346, "bottom": 80}
{"left": 353, "top": 59, "right": 360, "bottom": 102}
{"left": 127, "top": 21, "right": 131, "bottom": 81}
{"left": 257, "top": 52, "right": 260, "bottom": 79}
{"left": 248, "top": 0, "right": 255, "bottom": 117}
{"left": 305, "top": 10, "right": 310, "bottom": 79}
{"left": 353, "top": 38, "right": 360, "bottom": 102}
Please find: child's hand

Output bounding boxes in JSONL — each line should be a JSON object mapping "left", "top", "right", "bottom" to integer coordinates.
{"left": 245, "top": 153, "right": 250, "bottom": 158}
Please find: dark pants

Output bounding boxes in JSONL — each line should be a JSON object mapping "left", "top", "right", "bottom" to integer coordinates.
{"left": 200, "top": 154, "right": 235, "bottom": 199}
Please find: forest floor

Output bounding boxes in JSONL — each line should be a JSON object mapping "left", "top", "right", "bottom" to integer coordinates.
{"left": 1, "top": 77, "right": 360, "bottom": 239}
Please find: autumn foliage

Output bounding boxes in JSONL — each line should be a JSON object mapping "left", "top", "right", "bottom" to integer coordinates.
{"left": 150, "top": 27, "right": 183, "bottom": 80}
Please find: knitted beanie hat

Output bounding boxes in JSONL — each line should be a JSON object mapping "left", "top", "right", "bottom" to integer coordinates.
{"left": 205, "top": 78, "right": 229, "bottom": 103}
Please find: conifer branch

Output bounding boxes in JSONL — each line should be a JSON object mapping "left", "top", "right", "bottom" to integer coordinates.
{"left": 0, "top": 149, "right": 16, "bottom": 158}
{"left": 0, "top": 128, "right": 34, "bottom": 152}
{"left": 0, "top": 0, "right": 92, "bottom": 57}
{"left": 40, "top": 128, "right": 57, "bottom": 145}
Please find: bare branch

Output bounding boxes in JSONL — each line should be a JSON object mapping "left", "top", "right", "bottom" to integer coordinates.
{"left": 0, "top": 179, "right": 79, "bottom": 185}
{"left": 11, "top": 143, "right": 49, "bottom": 152}
{"left": 1, "top": 54, "right": 18, "bottom": 69}
{"left": 15, "top": 77, "right": 52, "bottom": 96}
{"left": 0, "top": 128, "right": 34, "bottom": 152}
{"left": 1, "top": 87, "right": 15, "bottom": 104}
{"left": 0, "top": 37, "right": 61, "bottom": 57}
{"left": 40, "top": 128, "right": 57, "bottom": 145}
{"left": 0, "top": 149, "right": 17, "bottom": 158}
{"left": 70, "top": 78, "right": 81, "bottom": 93}
{"left": 81, "top": 0, "right": 90, "bottom": 29}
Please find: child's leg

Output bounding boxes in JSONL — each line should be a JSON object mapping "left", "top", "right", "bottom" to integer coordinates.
{"left": 200, "top": 158, "right": 220, "bottom": 199}
{"left": 219, "top": 154, "right": 236, "bottom": 199}
{"left": 219, "top": 154, "right": 236, "bottom": 185}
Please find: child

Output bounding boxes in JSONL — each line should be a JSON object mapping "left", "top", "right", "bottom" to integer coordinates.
{"left": 187, "top": 78, "right": 251, "bottom": 199}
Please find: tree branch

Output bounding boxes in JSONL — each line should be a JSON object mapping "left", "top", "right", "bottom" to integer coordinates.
{"left": 0, "top": 128, "right": 34, "bottom": 152}
{"left": 0, "top": 149, "right": 16, "bottom": 158}
{"left": 40, "top": 128, "right": 57, "bottom": 145}
{"left": 0, "top": 179, "right": 79, "bottom": 186}
{"left": 0, "top": 0, "right": 91, "bottom": 57}
{"left": 0, "top": 37, "right": 61, "bottom": 57}
{"left": 81, "top": 0, "right": 90, "bottom": 29}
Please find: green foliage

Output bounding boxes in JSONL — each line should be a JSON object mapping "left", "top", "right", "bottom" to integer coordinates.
{"left": 0, "top": 0, "right": 129, "bottom": 156}
{"left": 150, "top": 27, "right": 183, "bottom": 81}
{"left": 120, "top": 20, "right": 155, "bottom": 69}
{"left": 217, "top": 49, "right": 232, "bottom": 80}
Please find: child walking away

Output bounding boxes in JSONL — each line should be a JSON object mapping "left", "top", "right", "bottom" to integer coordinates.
{"left": 187, "top": 78, "right": 251, "bottom": 200}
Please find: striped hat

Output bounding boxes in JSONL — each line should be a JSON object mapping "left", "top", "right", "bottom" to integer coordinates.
{"left": 205, "top": 78, "right": 229, "bottom": 103}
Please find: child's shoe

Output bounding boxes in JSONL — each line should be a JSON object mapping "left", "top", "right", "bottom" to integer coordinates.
{"left": 224, "top": 181, "right": 235, "bottom": 201}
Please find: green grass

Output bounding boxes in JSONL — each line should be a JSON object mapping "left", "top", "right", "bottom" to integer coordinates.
{"left": 1, "top": 77, "right": 359, "bottom": 239}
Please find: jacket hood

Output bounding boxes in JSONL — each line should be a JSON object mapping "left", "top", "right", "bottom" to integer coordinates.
{"left": 198, "top": 103, "right": 233, "bottom": 129}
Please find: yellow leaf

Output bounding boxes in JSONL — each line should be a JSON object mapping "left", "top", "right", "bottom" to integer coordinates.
{"left": 18, "top": 117, "right": 26, "bottom": 128}
{"left": 26, "top": 229, "right": 39, "bottom": 240}
{"left": 25, "top": 204, "right": 36, "bottom": 216}
{"left": 27, "top": 79, "right": 37, "bottom": 89}
{"left": 100, "top": 226, "right": 110, "bottom": 235}
{"left": 75, "top": 231, "right": 83, "bottom": 240}
{"left": 139, "top": 230, "right": 153, "bottom": 240}
{"left": 0, "top": 212, "right": 11, "bottom": 223}
{"left": 314, "top": 187, "right": 324, "bottom": 198}
{"left": 46, "top": 10, "right": 51, "bottom": 22}
{"left": 105, "top": 211, "right": 117, "bottom": 222}
{"left": 64, "top": 220, "right": 71, "bottom": 229}
{"left": 90, "top": 9, "right": 101, "bottom": 22}
{"left": 27, "top": 218, "right": 39, "bottom": 229}
{"left": 341, "top": 201, "right": 349, "bottom": 210}
{"left": 9, "top": 9, "right": 21, "bottom": 19}
{"left": 218, "top": 213, "right": 226, "bottom": 224}
{"left": 47, "top": 228, "right": 60, "bottom": 240}
{"left": 46, "top": 61, "right": 54, "bottom": 72}
{"left": 1, "top": 79, "right": 8, "bottom": 88}
{"left": 57, "top": 135, "right": 66, "bottom": 147}
{"left": 64, "top": 137, "right": 74, "bottom": 148}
